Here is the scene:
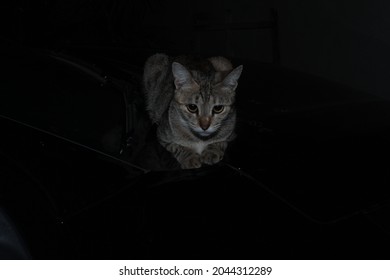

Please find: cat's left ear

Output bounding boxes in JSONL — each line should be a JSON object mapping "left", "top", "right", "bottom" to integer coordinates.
{"left": 221, "top": 65, "right": 243, "bottom": 91}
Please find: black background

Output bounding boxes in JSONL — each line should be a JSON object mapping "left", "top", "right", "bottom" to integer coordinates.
{"left": 1, "top": 0, "right": 390, "bottom": 260}
{"left": 2, "top": 0, "right": 390, "bottom": 98}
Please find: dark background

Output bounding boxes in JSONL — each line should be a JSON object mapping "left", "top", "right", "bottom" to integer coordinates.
{"left": 1, "top": 0, "right": 390, "bottom": 260}
{"left": 1, "top": 0, "right": 389, "bottom": 99}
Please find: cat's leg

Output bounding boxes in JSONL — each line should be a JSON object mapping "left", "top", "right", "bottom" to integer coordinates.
{"left": 200, "top": 141, "right": 228, "bottom": 166}
{"left": 163, "top": 142, "right": 202, "bottom": 169}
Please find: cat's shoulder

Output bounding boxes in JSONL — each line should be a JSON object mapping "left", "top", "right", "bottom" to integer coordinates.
{"left": 208, "top": 56, "right": 233, "bottom": 72}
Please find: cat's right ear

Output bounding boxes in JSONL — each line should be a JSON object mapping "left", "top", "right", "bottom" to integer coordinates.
{"left": 172, "top": 62, "right": 197, "bottom": 90}
{"left": 220, "top": 65, "right": 243, "bottom": 91}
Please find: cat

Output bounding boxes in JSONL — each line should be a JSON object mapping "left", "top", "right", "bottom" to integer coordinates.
{"left": 143, "top": 53, "right": 243, "bottom": 169}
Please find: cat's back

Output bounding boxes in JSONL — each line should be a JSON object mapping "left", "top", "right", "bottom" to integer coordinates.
{"left": 173, "top": 55, "right": 214, "bottom": 73}
{"left": 143, "top": 54, "right": 170, "bottom": 93}
{"left": 143, "top": 54, "right": 173, "bottom": 123}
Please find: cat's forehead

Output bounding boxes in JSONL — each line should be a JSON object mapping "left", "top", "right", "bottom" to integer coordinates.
{"left": 190, "top": 69, "right": 231, "bottom": 86}
{"left": 190, "top": 69, "right": 215, "bottom": 84}
{"left": 179, "top": 83, "right": 233, "bottom": 104}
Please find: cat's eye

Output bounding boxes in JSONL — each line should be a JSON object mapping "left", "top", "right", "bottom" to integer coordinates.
{"left": 186, "top": 104, "right": 198, "bottom": 113}
{"left": 213, "top": 105, "right": 224, "bottom": 114}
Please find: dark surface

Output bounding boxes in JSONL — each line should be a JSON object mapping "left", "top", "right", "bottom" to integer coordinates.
{"left": 1, "top": 42, "right": 390, "bottom": 259}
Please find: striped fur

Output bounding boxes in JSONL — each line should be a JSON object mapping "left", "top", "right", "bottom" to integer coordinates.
{"left": 143, "top": 53, "right": 243, "bottom": 169}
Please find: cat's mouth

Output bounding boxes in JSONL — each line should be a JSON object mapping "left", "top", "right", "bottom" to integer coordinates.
{"left": 190, "top": 127, "right": 219, "bottom": 140}
{"left": 198, "top": 131, "right": 213, "bottom": 137}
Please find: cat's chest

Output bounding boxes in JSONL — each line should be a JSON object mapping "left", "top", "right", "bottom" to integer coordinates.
{"left": 190, "top": 142, "right": 208, "bottom": 154}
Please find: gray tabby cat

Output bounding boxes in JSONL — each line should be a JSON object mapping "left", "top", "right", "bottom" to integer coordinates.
{"left": 143, "top": 53, "right": 243, "bottom": 169}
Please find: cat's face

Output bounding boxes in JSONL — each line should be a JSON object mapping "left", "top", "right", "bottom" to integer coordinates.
{"left": 172, "top": 62, "right": 242, "bottom": 139}
{"left": 175, "top": 85, "right": 234, "bottom": 138}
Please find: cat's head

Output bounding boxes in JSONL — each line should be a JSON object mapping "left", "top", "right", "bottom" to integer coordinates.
{"left": 171, "top": 57, "right": 243, "bottom": 139}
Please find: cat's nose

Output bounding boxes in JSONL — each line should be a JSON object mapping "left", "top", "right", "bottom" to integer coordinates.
{"left": 199, "top": 117, "right": 211, "bottom": 131}
{"left": 200, "top": 124, "right": 210, "bottom": 131}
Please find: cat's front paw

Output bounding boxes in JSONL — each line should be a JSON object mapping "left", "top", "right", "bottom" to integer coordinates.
{"left": 180, "top": 155, "right": 202, "bottom": 169}
{"left": 201, "top": 150, "right": 224, "bottom": 166}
